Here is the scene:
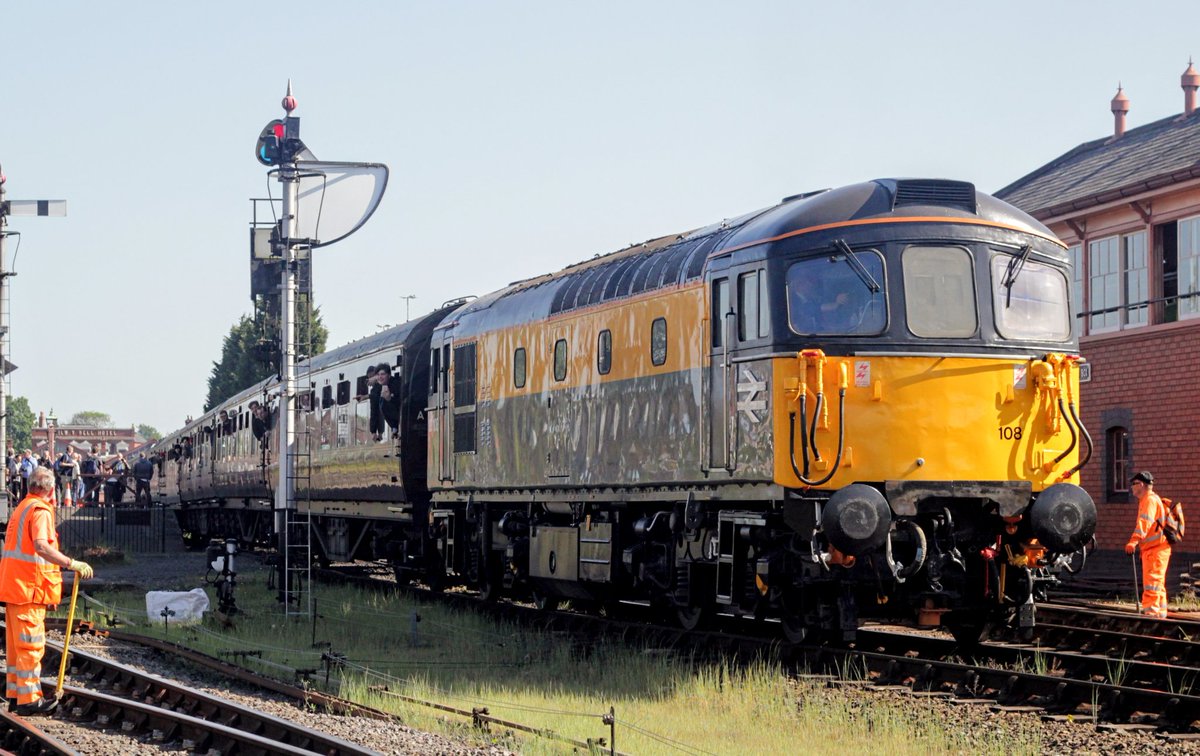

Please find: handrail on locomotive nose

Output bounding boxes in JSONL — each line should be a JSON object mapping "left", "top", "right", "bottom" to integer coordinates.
{"left": 788, "top": 350, "right": 847, "bottom": 487}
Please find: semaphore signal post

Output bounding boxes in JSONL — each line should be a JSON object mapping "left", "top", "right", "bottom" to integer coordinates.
{"left": 0, "top": 167, "right": 65, "bottom": 515}
{"left": 253, "top": 83, "right": 388, "bottom": 614}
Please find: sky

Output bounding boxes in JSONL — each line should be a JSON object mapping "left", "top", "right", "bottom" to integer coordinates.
{"left": 2, "top": 1, "right": 1200, "bottom": 435}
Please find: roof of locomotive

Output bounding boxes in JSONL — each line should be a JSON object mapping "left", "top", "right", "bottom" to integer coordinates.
{"left": 443, "top": 179, "right": 1059, "bottom": 337}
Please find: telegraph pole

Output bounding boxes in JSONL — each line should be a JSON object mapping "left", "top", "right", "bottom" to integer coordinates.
{"left": 0, "top": 167, "right": 65, "bottom": 514}
{"left": 401, "top": 294, "right": 416, "bottom": 322}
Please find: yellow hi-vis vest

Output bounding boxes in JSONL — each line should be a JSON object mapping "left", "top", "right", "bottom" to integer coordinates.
{"left": 0, "top": 495, "right": 62, "bottom": 605}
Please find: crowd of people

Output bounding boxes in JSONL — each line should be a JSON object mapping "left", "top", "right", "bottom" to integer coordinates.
{"left": 3, "top": 445, "right": 155, "bottom": 507}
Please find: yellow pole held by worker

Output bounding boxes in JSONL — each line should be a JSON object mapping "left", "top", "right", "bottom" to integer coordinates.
{"left": 55, "top": 572, "right": 81, "bottom": 696}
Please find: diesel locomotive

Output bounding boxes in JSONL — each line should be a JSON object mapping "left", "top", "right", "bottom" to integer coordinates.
{"left": 148, "top": 178, "right": 1096, "bottom": 642}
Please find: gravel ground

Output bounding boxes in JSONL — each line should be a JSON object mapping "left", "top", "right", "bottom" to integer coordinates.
{"left": 60, "top": 551, "right": 1200, "bottom": 755}
{"left": 811, "top": 680, "right": 1200, "bottom": 755}
{"left": 37, "top": 552, "right": 516, "bottom": 755}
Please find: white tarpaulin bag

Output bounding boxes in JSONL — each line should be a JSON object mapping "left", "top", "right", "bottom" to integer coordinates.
{"left": 145, "top": 588, "right": 210, "bottom": 624}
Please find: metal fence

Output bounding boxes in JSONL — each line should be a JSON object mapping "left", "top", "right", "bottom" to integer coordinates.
{"left": 56, "top": 503, "right": 178, "bottom": 555}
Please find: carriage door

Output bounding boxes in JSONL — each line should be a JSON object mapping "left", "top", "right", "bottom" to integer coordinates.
{"left": 706, "top": 276, "right": 734, "bottom": 470}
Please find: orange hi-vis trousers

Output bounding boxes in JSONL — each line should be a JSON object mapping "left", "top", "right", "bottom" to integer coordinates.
{"left": 1140, "top": 546, "right": 1171, "bottom": 619}
{"left": 4, "top": 603, "right": 47, "bottom": 705}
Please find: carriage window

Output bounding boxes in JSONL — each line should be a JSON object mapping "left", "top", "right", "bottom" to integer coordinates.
{"left": 787, "top": 251, "right": 886, "bottom": 335}
{"left": 514, "top": 347, "right": 527, "bottom": 388}
{"left": 904, "top": 246, "right": 976, "bottom": 338}
{"left": 738, "top": 270, "right": 769, "bottom": 340}
{"left": 356, "top": 374, "right": 370, "bottom": 398}
{"left": 651, "top": 318, "right": 668, "bottom": 366}
{"left": 990, "top": 254, "right": 1070, "bottom": 341}
{"left": 712, "top": 278, "right": 729, "bottom": 348}
{"left": 337, "top": 380, "right": 351, "bottom": 406}
{"left": 553, "top": 339, "right": 568, "bottom": 381}
{"left": 597, "top": 329, "right": 612, "bottom": 375}
{"left": 322, "top": 385, "right": 333, "bottom": 409}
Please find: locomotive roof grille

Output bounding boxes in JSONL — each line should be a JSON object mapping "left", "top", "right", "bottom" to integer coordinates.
{"left": 892, "top": 179, "right": 977, "bottom": 214}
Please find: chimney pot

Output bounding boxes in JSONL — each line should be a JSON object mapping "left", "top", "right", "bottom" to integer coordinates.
{"left": 1183, "top": 59, "right": 1199, "bottom": 116}
{"left": 1111, "top": 85, "right": 1130, "bottom": 138}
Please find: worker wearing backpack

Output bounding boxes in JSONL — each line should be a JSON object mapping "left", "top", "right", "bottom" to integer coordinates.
{"left": 1124, "top": 471, "right": 1178, "bottom": 618}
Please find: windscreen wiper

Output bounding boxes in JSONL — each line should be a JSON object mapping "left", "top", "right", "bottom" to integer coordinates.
{"left": 1001, "top": 243, "right": 1033, "bottom": 307}
{"left": 833, "top": 239, "right": 880, "bottom": 293}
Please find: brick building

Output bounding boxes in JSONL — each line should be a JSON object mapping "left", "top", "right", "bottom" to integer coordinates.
{"left": 997, "top": 62, "right": 1200, "bottom": 589}
{"left": 29, "top": 412, "right": 143, "bottom": 458}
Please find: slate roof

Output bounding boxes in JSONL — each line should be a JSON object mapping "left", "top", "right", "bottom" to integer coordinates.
{"left": 995, "top": 110, "right": 1200, "bottom": 217}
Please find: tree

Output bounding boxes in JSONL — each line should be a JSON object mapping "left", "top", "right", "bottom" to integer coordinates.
{"left": 205, "top": 302, "right": 327, "bottom": 411}
{"left": 7, "top": 396, "right": 35, "bottom": 451}
{"left": 137, "top": 424, "right": 161, "bottom": 441}
{"left": 70, "top": 411, "right": 114, "bottom": 428}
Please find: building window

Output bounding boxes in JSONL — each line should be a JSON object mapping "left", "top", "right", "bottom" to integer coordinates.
{"left": 1180, "top": 215, "right": 1200, "bottom": 318}
{"left": 553, "top": 339, "right": 568, "bottom": 382}
{"left": 1124, "top": 232, "right": 1148, "bottom": 328}
{"left": 651, "top": 318, "right": 668, "bottom": 366}
{"left": 597, "top": 330, "right": 612, "bottom": 375}
{"left": 1067, "top": 244, "right": 1083, "bottom": 332}
{"left": 1088, "top": 236, "right": 1120, "bottom": 332}
{"left": 513, "top": 347, "right": 526, "bottom": 388}
{"left": 1106, "top": 426, "right": 1131, "bottom": 500}
{"left": 1087, "top": 232, "right": 1147, "bottom": 333}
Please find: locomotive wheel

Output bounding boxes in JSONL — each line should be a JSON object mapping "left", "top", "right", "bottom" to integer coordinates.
{"left": 478, "top": 573, "right": 501, "bottom": 602}
{"left": 532, "top": 590, "right": 560, "bottom": 612}
{"left": 781, "top": 613, "right": 809, "bottom": 644}
{"left": 675, "top": 605, "right": 709, "bottom": 632}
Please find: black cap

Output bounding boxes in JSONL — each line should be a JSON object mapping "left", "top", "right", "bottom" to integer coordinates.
{"left": 1132, "top": 471, "right": 1154, "bottom": 485}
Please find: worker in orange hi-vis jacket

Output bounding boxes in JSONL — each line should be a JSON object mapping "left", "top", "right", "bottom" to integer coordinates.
{"left": 0, "top": 468, "right": 93, "bottom": 716}
{"left": 1125, "top": 471, "right": 1171, "bottom": 619}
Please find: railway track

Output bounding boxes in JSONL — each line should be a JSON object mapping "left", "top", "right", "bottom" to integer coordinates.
{"left": 323, "top": 566, "right": 1200, "bottom": 736}
{"left": 0, "top": 617, "right": 387, "bottom": 755}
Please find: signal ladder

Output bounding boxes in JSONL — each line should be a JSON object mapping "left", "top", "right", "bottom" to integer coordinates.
{"left": 281, "top": 281, "right": 316, "bottom": 618}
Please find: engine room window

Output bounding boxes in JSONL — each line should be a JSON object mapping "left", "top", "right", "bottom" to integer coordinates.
{"left": 513, "top": 347, "right": 527, "bottom": 388}
{"left": 990, "top": 254, "right": 1070, "bottom": 341}
{"left": 651, "top": 317, "right": 668, "bottom": 365}
{"left": 787, "top": 251, "right": 886, "bottom": 335}
{"left": 597, "top": 329, "right": 612, "bottom": 375}
{"left": 903, "top": 246, "right": 977, "bottom": 338}
{"left": 553, "top": 339, "right": 568, "bottom": 381}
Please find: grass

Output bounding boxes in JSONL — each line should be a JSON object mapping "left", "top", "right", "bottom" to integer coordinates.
{"left": 68, "top": 571, "right": 1044, "bottom": 755}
